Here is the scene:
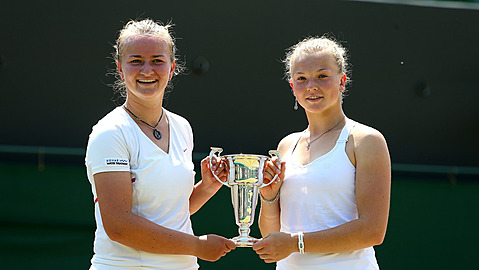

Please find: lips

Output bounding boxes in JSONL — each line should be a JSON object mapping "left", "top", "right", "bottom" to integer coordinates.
{"left": 306, "top": 96, "right": 322, "bottom": 100}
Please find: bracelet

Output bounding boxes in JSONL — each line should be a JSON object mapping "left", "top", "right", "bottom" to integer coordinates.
{"left": 298, "top": 231, "right": 305, "bottom": 254}
{"left": 259, "top": 189, "right": 280, "bottom": 204}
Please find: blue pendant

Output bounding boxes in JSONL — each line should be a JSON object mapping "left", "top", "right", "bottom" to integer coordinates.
{"left": 153, "top": 129, "right": 162, "bottom": 140}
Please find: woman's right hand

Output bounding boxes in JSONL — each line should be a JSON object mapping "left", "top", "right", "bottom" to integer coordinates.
{"left": 195, "top": 234, "right": 236, "bottom": 262}
{"left": 260, "top": 157, "right": 285, "bottom": 201}
{"left": 253, "top": 232, "right": 296, "bottom": 263}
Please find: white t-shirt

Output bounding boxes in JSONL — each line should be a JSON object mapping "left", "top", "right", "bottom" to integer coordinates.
{"left": 278, "top": 120, "right": 380, "bottom": 270}
{"left": 85, "top": 106, "right": 199, "bottom": 270}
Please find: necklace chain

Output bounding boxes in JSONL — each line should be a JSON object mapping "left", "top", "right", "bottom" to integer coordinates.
{"left": 305, "top": 117, "right": 345, "bottom": 150}
{"left": 123, "top": 105, "right": 164, "bottom": 140}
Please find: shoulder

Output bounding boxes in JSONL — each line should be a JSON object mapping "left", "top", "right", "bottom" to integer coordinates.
{"left": 348, "top": 119, "right": 387, "bottom": 147}
{"left": 347, "top": 119, "right": 389, "bottom": 163}
{"left": 90, "top": 107, "right": 130, "bottom": 139}
{"left": 277, "top": 131, "right": 303, "bottom": 157}
{"left": 86, "top": 107, "right": 134, "bottom": 169}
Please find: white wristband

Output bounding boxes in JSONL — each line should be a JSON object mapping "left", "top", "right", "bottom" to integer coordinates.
{"left": 298, "top": 232, "right": 305, "bottom": 254}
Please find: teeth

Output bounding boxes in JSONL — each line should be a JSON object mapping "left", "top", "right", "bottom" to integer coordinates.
{"left": 138, "top": 79, "right": 156, "bottom": 83}
{"left": 307, "top": 96, "right": 321, "bottom": 100}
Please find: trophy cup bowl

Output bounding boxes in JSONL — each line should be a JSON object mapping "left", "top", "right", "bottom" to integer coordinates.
{"left": 209, "top": 147, "right": 281, "bottom": 247}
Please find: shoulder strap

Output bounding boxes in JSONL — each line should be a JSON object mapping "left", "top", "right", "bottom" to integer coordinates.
{"left": 285, "top": 132, "right": 303, "bottom": 161}
{"left": 337, "top": 118, "right": 356, "bottom": 143}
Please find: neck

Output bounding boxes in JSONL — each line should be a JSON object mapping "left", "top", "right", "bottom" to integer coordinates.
{"left": 306, "top": 110, "right": 345, "bottom": 136}
{"left": 124, "top": 98, "right": 163, "bottom": 124}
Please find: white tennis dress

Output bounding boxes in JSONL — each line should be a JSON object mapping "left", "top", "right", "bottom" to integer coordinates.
{"left": 278, "top": 120, "right": 380, "bottom": 270}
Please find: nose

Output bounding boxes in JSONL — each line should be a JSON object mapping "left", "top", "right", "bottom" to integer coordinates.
{"left": 307, "top": 79, "right": 318, "bottom": 91}
{"left": 141, "top": 63, "right": 154, "bottom": 75}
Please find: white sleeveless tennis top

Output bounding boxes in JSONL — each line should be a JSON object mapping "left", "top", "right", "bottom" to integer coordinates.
{"left": 277, "top": 120, "right": 379, "bottom": 270}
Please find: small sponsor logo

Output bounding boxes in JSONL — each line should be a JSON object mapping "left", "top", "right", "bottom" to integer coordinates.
{"left": 105, "top": 158, "right": 129, "bottom": 166}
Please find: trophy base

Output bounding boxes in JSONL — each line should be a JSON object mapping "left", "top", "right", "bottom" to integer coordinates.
{"left": 232, "top": 236, "right": 258, "bottom": 247}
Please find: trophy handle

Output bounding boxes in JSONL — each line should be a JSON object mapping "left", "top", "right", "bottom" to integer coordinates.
{"left": 209, "top": 147, "right": 229, "bottom": 186}
{"left": 261, "top": 150, "right": 282, "bottom": 188}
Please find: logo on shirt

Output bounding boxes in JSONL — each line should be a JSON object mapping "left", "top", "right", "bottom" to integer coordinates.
{"left": 105, "top": 158, "right": 129, "bottom": 166}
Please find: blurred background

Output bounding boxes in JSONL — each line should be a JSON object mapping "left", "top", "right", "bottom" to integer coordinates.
{"left": 1, "top": 0, "right": 478, "bottom": 269}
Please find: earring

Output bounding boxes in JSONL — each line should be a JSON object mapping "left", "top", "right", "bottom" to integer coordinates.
{"left": 294, "top": 98, "right": 298, "bottom": 110}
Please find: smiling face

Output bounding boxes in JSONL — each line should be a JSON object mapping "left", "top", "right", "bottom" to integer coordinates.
{"left": 290, "top": 51, "right": 346, "bottom": 114}
{"left": 117, "top": 35, "right": 175, "bottom": 102}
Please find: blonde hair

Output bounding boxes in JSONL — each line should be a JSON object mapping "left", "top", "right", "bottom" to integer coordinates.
{"left": 111, "top": 19, "right": 184, "bottom": 97}
{"left": 284, "top": 36, "right": 350, "bottom": 85}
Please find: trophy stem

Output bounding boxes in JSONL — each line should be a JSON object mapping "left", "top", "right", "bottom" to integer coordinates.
{"left": 238, "top": 224, "right": 250, "bottom": 238}
{"left": 232, "top": 224, "right": 256, "bottom": 247}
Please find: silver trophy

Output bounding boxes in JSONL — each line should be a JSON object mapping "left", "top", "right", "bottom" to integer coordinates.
{"left": 209, "top": 147, "right": 281, "bottom": 247}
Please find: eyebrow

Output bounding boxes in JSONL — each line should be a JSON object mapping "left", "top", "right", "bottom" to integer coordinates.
{"left": 294, "top": 68, "right": 328, "bottom": 74}
{"left": 127, "top": 54, "right": 166, "bottom": 58}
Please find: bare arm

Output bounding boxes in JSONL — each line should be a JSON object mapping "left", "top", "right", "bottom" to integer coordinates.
{"left": 258, "top": 135, "right": 294, "bottom": 237}
{"left": 189, "top": 156, "right": 226, "bottom": 215}
{"left": 94, "top": 171, "right": 235, "bottom": 261}
{"left": 302, "top": 128, "right": 391, "bottom": 253}
{"left": 257, "top": 169, "right": 284, "bottom": 237}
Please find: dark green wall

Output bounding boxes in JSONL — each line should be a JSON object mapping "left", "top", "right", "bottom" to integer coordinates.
{"left": 1, "top": 0, "right": 479, "bottom": 166}
{"left": 1, "top": 0, "right": 479, "bottom": 269}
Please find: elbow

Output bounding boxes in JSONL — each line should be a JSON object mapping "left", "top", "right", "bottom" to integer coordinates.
{"left": 371, "top": 233, "right": 385, "bottom": 246}
{"left": 102, "top": 216, "right": 131, "bottom": 243}
{"left": 104, "top": 224, "right": 125, "bottom": 242}
{"left": 99, "top": 210, "right": 135, "bottom": 243}
{"left": 106, "top": 232, "right": 123, "bottom": 242}
{"left": 360, "top": 215, "right": 388, "bottom": 247}
{"left": 368, "top": 227, "right": 387, "bottom": 246}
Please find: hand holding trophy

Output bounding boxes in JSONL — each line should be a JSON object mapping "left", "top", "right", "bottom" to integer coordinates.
{"left": 209, "top": 147, "right": 281, "bottom": 247}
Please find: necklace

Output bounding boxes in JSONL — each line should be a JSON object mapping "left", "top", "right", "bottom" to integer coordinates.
{"left": 123, "top": 105, "right": 164, "bottom": 140}
{"left": 305, "top": 117, "right": 345, "bottom": 150}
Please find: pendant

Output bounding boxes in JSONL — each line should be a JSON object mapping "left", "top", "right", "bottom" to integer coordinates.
{"left": 153, "top": 129, "right": 162, "bottom": 140}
